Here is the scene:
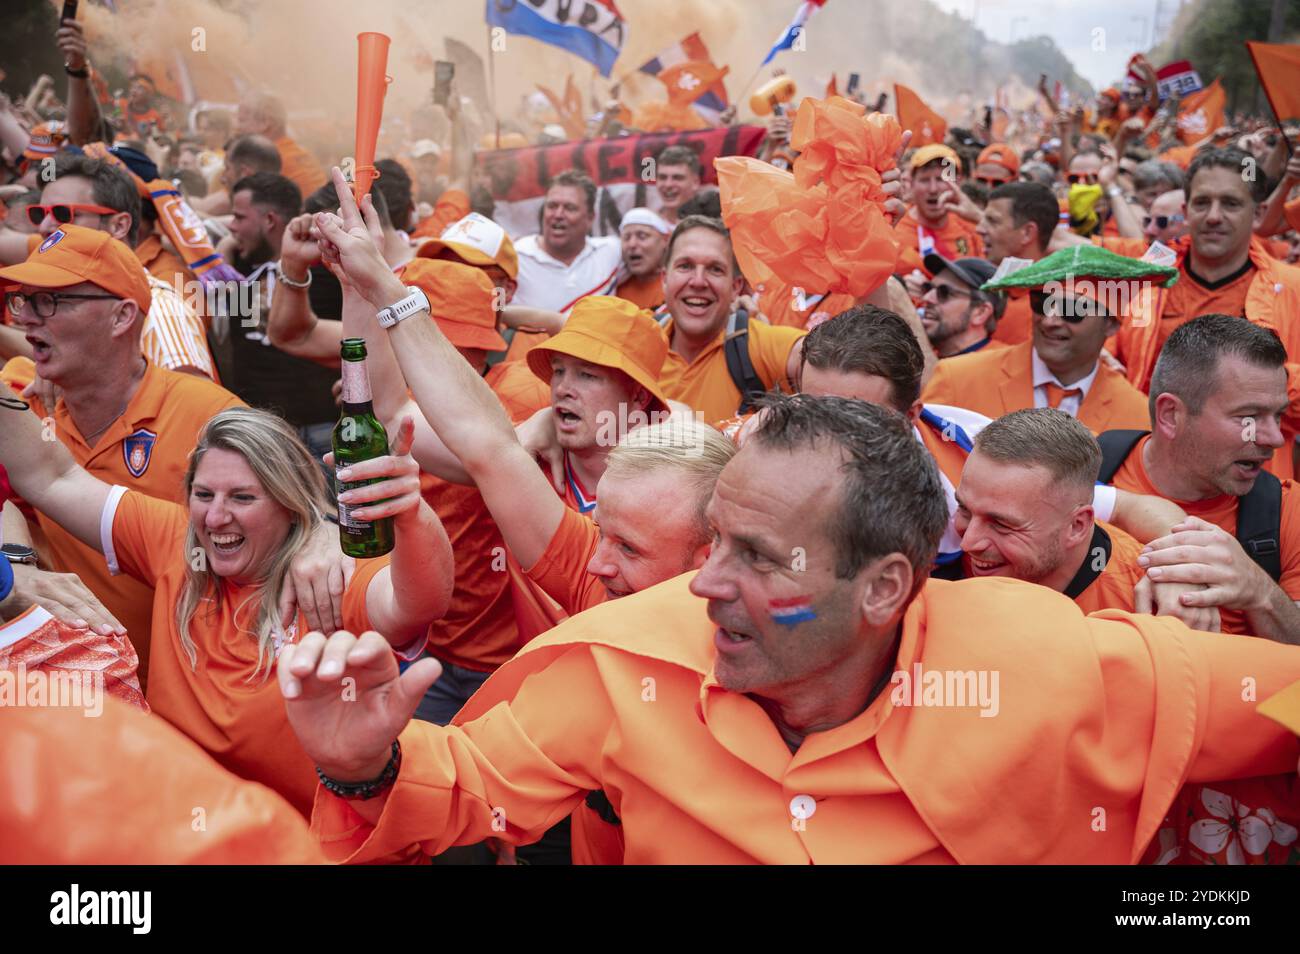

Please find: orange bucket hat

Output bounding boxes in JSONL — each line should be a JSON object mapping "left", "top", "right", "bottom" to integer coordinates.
{"left": 526, "top": 296, "right": 671, "bottom": 413}
{"left": 0, "top": 224, "right": 150, "bottom": 313}
{"left": 399, "top": 258, "right": 507, "bottom": 352}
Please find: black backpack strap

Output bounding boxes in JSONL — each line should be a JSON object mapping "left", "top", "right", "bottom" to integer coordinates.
{"left": 1236, "top": 470, "right": 1283, "bottom": 582}
{"left": 723, "top": 308, "right": 769, "bottom": 415}
{"left": 1096, "top": 429, "right": 1149, "bottom": 484}
{"left": 1063, "top": 524, "right": 1113, "bottom": 600}
{"left": 584, "top": 789, "right": 622, "bottom": 826}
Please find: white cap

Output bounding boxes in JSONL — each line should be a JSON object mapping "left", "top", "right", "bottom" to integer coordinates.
{"left": 411, "top": 139, "right": 441, "bottom": 159}
{"left": 620, "top": 207, "right": 672, "bottom": 236}
{"left": 541, "top": 124, "right": 567, "bottom": 141}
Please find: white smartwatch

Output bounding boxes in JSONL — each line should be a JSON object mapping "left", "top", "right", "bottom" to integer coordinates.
{"left": 376, "top": 287, "right": 430, "bottom": 328}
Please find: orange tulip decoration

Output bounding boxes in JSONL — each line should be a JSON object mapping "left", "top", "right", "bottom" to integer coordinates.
{"left": 716, "top": 95, "right": 903, "bottom": 299}
{"left": 353, "top": 32, "right": 392, "bottom": 203}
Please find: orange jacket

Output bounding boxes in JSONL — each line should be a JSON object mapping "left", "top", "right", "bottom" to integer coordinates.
{"left": 922, "top": 340, "right": 1150, "bottom": 434}
{"left": 1, "top": 695, "right": 323, "bottom": 863}
{"left": 309, "top": 573, "right": 1300, "bottom": 864}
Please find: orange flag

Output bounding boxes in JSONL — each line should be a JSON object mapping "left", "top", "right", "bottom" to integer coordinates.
{"left": 1247, "top": 41, "right": 1300, "bottom": 126}
{"left": 894, "top": 83, "right": 947, "bottom": 146}
{"left": 658, "top": 60, "right": 730, "bottom": 106}
{"left": 1175, "top": 78, "right": 1226, "bottom": 143}
{"left": 536, "top": 74, "right": 587, "bottom": 140}
{"left": 826, "top": 73, "right": 839, "bottom": 99}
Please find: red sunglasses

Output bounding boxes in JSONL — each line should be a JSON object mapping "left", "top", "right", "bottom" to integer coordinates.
{"left": 25, "top": 202, "right": 118, "bottom": 227}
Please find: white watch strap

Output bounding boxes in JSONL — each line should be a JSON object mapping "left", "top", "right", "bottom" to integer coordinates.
{"left": 377, "top": 287, "right": 429, "bottom": 328}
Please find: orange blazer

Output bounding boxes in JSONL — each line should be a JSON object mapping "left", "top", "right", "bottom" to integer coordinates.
{"left": 922, "top": 340, "right": 1150, "bottom": 434}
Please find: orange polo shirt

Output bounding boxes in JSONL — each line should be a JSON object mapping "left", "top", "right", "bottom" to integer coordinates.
{"left": 615, "top": 273, "right": 665, "bottom": 312}
{"left": 1109, "top": 435, "right": 1300, "bottom": 635}
{"left": 416, "top": 364, "right": 550, "bottom": 673}
{"left": 893, "top": 206, "right": 985, "bottom": 275}
{"left": 274, "top": 135, "right": 328, "bottom": 198}
{"left": 1, "top": 695, "right": 324, "bottom": 863}
{"left": 0, "top": 358, "right": 243, "bottom": 689}
{"left": 658, "top": 318, "right": 804, "bottom": 424}
{"left": 106, "top": 488, "right": 388, "bottom": 816}
{"left": 311, "top": 573, "right": 1300, "bottom": 864}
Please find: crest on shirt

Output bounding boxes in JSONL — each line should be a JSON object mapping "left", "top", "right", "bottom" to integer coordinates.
{"left": 122, "top": 428, "right": 158, "bottom": 478}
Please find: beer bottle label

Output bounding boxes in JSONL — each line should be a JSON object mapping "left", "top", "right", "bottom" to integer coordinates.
{"left": 340, "top": 357, "right": 373, "bottom": 405}
{"left": 336, "top": 466, "right": 370, "bottom": 531}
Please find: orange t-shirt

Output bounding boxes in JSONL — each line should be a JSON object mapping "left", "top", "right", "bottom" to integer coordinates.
{"left": 758, "top": 280, "right": 856, "bottom": 330}
{"left": 107, "top": 488, "right": 388, "bottom": 816}
{"left": 615, "top": 272, "right": 665, "bottom": 312}
{"left": 1095, "top": 236, "right": 1149, "bottom": 259}
{"left": 1153, "top": 261, "right": 1256, "bottom": 358}
{"left": 659, "top": 319, "right": 804, "bottom": 424}
{"left": 525, "top": 505, "right": 603, "bottom": 615}
{"left": 1, "top": 693, "right": 325, "bottom": 863}
{"left": 414, "top": 363, "right": 550, "bottom": 673}
{"left": 1109, "top": 435, "right": 1300, "bottom": 635}
{"left": 135, "top": 233, "right": 193, "bottom": 288}
{"left": 410, "top": 188, "right": 472, "bottom": 242}
{"left": 1071, "top": 522, "right": 1144, "bottom": 615}
{"left": 893, "top": 207, "right": 985, "bottom": 274}
{"left": 1, "top": 358, "right": 243, "bottom": 689}
{"left": 274, "top": 136, "right": 328, "bottom": 198}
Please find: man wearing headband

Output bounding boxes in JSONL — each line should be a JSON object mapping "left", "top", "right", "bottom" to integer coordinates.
{"left": 614, "top": 207, "right": 670, "bottom": 311}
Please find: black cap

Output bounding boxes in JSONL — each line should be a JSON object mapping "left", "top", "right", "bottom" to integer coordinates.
{"left": 922, "top": 253, "right": 1006, "bottom": 317}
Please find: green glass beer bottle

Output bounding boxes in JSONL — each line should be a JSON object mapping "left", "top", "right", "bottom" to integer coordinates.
{"left": 333, "top": 337, "right": 395, "bottom": 557}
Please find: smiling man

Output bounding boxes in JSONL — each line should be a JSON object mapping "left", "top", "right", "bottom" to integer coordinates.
{"left": 656, "top": 215, "right": 805, "bottom": 422}
{"left": 922, "top": 246, "right": 1156, "bottom": 434}
{"left": 1100, "top": 315, "right": 1300, "bottom": 645}
{"left": 652, "top": 146, "right": 702, "bottom": 225}
{"left": 280, "top": 394, "right": 1300, "bottom": 864}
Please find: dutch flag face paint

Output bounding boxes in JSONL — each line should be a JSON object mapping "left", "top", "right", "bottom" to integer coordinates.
{"left": 768, "top": 596, "right": 817, "bottom": 626}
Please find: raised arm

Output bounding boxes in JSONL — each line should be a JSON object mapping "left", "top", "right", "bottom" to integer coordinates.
{"left": 0, "top": 406, "right": 112, "bottom": 553}
{"left": 315, "top": 168, "right": 565, "bottom": 570}
{"left": 265, "top": 213, "right": 343, "bottom": 367}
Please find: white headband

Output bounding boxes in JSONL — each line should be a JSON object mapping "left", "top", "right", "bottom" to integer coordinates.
{"left": 620, "top": 207, "right": 672, "bottom": 236}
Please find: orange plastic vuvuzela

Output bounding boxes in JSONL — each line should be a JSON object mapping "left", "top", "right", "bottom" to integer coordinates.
{"left": 353, "top": 31, "right": 392, "bottom": 203}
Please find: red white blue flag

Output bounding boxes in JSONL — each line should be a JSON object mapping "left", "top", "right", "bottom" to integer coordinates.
{"left": 637, "top": 32, "right": 730, "bottom": 122}
{"left": 486, "top": 0, "right": 627, "bottom": 78}
{"left": 760, "top": 0, "right": 827, "bottom": 67}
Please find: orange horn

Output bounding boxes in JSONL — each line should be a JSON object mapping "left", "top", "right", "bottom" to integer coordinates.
{"left": 353, "top": 32, "right": 392, "bottom": 203}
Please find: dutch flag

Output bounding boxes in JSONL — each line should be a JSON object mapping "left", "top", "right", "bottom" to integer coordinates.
{"left": 637, "top": 32, "right": 730, "bottom": 122}
{"left": 760, "top": 0, "right": 828, "bottom": 67}
{"left": 768, "top": 597, "right": 817, "bottom": 626}
{"left": 486, "top": 0, "right": 627, "bottom": 78}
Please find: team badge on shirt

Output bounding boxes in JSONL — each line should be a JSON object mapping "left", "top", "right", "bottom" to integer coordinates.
{"left": 122, "top": 428, "right": 158, "bottom": 478}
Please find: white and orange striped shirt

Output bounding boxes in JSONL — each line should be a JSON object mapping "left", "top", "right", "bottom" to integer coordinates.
{"left": 144, "top": 276, "right": 215, "bottom": 379}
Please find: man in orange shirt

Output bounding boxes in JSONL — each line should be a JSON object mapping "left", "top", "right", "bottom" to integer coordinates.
{"left": 923, "top": 246, "right": 1158, "bottom": 434}
{"left": 954, "top": 408, "right": 1180, "bottom": 619}
{"left": 657, "top": 216, "right": 805, "bottom": 422}
{"left": 1103, "top": 315, "right": 1300, "bottom": 644}
{"left": 893, "top": 144, "right": 985, "bottom": 273}
{"left": 917, "top": 254, "right": 1006, "bottom": 358}
{"left": 614, "top": 208, "right": 669, "bottom": 311}
{"left": 0, "top": 226, "right": 241, "bottom": 685}
{"left": 281, "top": 394, "right": 1300, "bottom": 864}
{"left": 236, "top": 92, "right": 327, "bottom": 199}
{"left": 976, "top": 181, "right": 1058, "bottom": 344}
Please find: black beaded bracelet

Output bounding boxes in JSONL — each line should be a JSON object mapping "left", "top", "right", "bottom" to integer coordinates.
{"left": 64, "top": 64, "right": 89, "bottom": 78}
{"left": 316, "top": 741, "right": 401, "bottom": 800}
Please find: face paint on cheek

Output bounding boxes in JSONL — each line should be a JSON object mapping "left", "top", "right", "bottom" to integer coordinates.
{"left": 768, "top": 596, "right": 817, "bottom": 626}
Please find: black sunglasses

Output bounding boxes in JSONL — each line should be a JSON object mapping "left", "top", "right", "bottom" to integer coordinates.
{"left": 1142, "top": 214, "right": 1184, "bottom": 230}
{"left": 920, "top": 282, "right": 974, "bottom": 304}
{"left": 1029, "top": 289, "right": 1103, "bottom": 323}
{"left": 4, "top": 290, "right": 120, "bottom": 318}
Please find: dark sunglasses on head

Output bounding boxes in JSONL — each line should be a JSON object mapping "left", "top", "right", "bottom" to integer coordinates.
{"left": 1142, "top": 213, "right": 1184, "bottom": 230}
{"left": 1066, "top": 172, "right": 1099, "bottom": 186}
{"left": 1029, "top": 289, "right": 1104, "bottom": 324}
{"left": 921, "top": 282, "right": 974, "bottom": 304}
{"left": 25, "top": 202, "right": 118, "bottom": 227}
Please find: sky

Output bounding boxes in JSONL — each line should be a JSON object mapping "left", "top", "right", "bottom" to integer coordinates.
{"left": 931, "top": 0, "right": 1185, "bottom": 90}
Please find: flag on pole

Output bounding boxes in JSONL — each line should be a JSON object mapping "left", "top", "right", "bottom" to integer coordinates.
{"left": 1247, "top": 41, "right": 1300, "bottom": 125}
{"left": 761, "top": 0, "right": 828, "bottom": 67}
{"left": 485, "top": 0, "right": 627, "bottom": 77}
{"left": 637, "top": 32, "right": 730, "bottom": 122}
{"left": 1175, "top": 78, "right": 1225, "bottom": 142}
{"left": 894, "top": 83, "right": 947, "bottom": 146}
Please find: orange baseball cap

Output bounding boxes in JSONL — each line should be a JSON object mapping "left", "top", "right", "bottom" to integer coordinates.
{"left": 415, "top": 212, "right": 518, "bottom": 280}
{"left": 0, "top": 224, "right": 150, "bottom": 313}
{"left": 976, "top": 143, "right": 1020, "bottom": 178}
{"left": 526, "top": 296, "right": 671, "bottom": 413}
{"left": 399, "top": 258, "right": 507, "bottom": 352}
{"left": 22, "top": 121, "right": 68, "bottom": 162}
{"left": 910, "top": 143, "right": 960, "bottom": 172}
